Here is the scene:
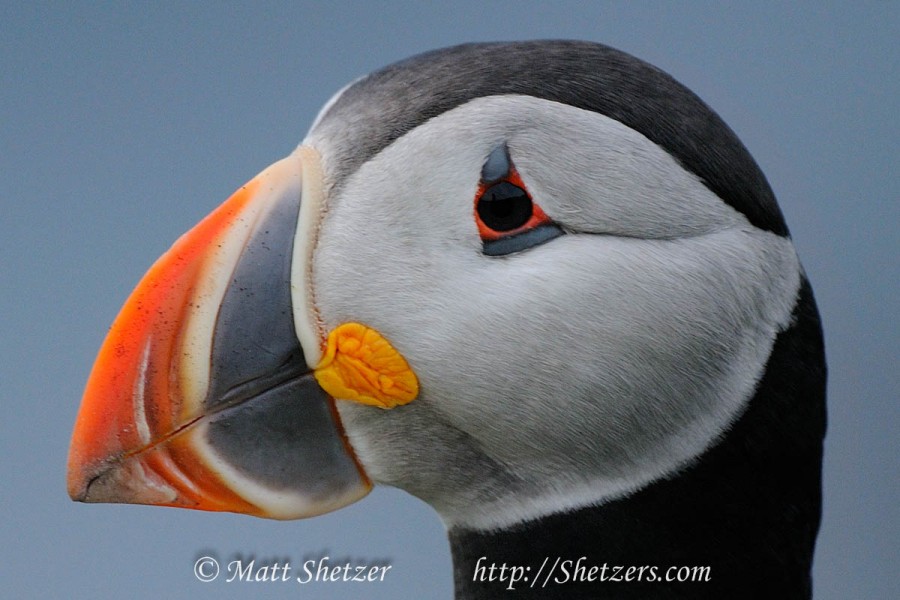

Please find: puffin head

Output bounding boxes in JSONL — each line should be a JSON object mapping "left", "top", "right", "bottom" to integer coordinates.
{"left": 68, "top": 41, "right": 824, "bottom": 590}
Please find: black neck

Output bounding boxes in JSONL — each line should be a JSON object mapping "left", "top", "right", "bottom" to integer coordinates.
{"left": 450, "top": 279, "right": 826, "bottom": 599}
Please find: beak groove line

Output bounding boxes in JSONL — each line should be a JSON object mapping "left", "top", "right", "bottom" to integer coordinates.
{"left": 291, "top": 145, "right": 327, "bottom": 368}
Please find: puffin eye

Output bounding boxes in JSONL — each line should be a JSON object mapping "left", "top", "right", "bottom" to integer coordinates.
{"left": 476, "top": 182, "right": 533, "bottom": 232}
{"left": 474, "top": 145, "right": 565, "bottom": 257}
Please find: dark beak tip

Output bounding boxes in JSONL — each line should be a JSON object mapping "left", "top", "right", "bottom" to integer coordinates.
{"left": 68, "top": 457, "right": 180, "bottom": 506}
{"left": 67, "top": 480, "right": 88, "bottom": 503}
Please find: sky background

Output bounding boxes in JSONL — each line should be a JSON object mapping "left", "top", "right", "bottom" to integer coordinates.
{"left": 1, "top": 2, "right": 896, "bottom": 599}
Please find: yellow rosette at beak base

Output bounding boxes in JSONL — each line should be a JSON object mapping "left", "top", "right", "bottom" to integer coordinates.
{"left": 314, "top": 323, "right": 419, "bottom": 409}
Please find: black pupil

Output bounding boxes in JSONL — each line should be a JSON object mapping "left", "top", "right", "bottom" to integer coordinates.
{"left": 477, "top": 182, "right": 533, "bottom": 232}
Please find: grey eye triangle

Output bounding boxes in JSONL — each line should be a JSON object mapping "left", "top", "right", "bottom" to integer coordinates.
{"left": 481, "top": 143, "right": 511, "bottom": 183}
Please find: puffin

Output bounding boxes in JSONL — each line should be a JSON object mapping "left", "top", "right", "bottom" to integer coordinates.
{"left": 67, "top": 41, "right": 826, "bottom": 599}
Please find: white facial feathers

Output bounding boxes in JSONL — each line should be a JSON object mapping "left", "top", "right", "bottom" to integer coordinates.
{"left": 304, "top": 95, "right": 801, "bottom": 530}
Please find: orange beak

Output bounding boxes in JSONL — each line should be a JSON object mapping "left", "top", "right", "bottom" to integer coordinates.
{"left": 67, "top": 152, "right": 370, "bottom": 519}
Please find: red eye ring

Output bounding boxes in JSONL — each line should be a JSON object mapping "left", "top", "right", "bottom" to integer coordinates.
{"left": 474, "top": 168, "right": 554, "bottom": 242}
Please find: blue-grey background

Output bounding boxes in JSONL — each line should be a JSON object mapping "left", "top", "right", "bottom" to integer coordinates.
{"left": 2, "top": 3, "right": 896, "bottom": 599}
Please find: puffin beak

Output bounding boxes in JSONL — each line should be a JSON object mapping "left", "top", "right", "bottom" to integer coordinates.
{"left": 67, "top": 149, "right": 372, "bottom": 520}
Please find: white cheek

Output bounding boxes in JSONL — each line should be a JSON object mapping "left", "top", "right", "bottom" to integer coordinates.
{"left": 420, "top": 230, "right": 799, "bottom": 457}
{"left": 309, "top": 96, "right": 801, "bottom": 529}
